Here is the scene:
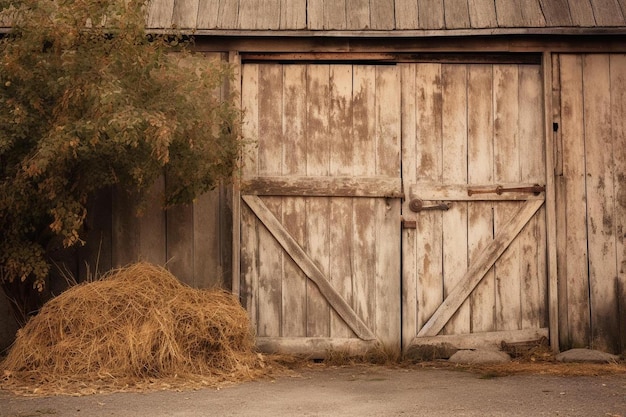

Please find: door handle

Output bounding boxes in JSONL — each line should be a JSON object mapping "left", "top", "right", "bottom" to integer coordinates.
{"left": 409, "top": 199, "right": 450, "bottom": 213}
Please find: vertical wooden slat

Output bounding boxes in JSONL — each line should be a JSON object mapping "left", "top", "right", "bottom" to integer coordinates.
{"left": 540, "top": 0, "right": 573, "bottom": 26}
{"left": 370, "top": 0, "right": 396, "bottom": 29}
{"left": 518, "top": 64, "right": 547, "bottom": 330}
{"left": 328, "top": 65, "right": 353, "bottom": 338}
{"left": 521, "top": 0, "right": 547, "bottom": 26}
{"left": 240, "top": 63, "right": 259, "bottom": 330}
{"left": 324, "top": 0, "right": 347, "bottom": 30}
{"left": 217, "top": 0, "right": 240, "bottom": 29}
{"left": 544, "top": 52, "right": 561, "bottom": 352}
{"left": 374, "top": 66, "right": 401, "bottom": 347}
{"left": 493, "top": 65, "right": 522, "bottom": 331}
{"left": 346, "top": 0, "right": 371, "bottom": 29}
{"left": 558, "top": 54, "right": 591, "bottom": 348}
{"left": 401, "top": 64, "right": 417, "bottom": 350}
{"left": 146, "top": 0, "right": 175, "bottom": 28}
{"left": 418, "top": 0, "right": 445, "bottom": 29}
{"left": 256, "top": 65, "right": 283, "bottom": 337}
{"left": 196, "top": 0, "right": 221, "bottom": 28}
{"left": 583, "top": 54, "right": 619, "bottom": 352}
{"left": 467, "top": 64, "right": 495, "bottom": 334}
{"left": 237, "top": 0, "right": 257, "bottom": 29}
{"left": 79, "top": 188, "right": 113, "bottom": 279}
{"left": 280, "top": 65, "right": 308, "bottom": 337}
{"left": 441, "top": 64, "right": 469, "bottom": 335}
{"left": 444, "top": 0, "right": 471, "bottom": 29}
{"left": 193, "top": 189, "right": 222, "bottom": 289}
{"left": 229, "top": 51, "right": 242, "bottom": 296}
{"left": 280, "top": 0, "right": 307, "bottom": 29}
{"left": 610, "top": 54, "right": 626, "bottom": 353}
{"left": 306, "top": 65, "right": 331, "bottom": 338}
{"left": 395, "top": 0, "right": 419, "bottom": 29}
{"left": 494, "top": 0, "right": 525, "bottom": 27}
{"left": 165, "top": 200, "right": 194, "bottom": 286}
{"left": 414, "top": 64, "right": 444, "bottom": 333}
{"left": 568, "top": 0, "right": 596, "bottom": 26}
{"left": 352, "top": 66, "right": 377, "bottom": 334}
{"left": 172, "top": 0, "right": 199, "bottom": 29}
{"left": 308, "top": 0, "right": 324, "bottom": 30}
{"left": 589, "top": 0, "right": 626, "bottom": 25}
{"left": 467, "top": 0, "right": 497, "bottom": 28}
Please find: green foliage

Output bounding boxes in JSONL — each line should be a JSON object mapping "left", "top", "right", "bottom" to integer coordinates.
{"left": 0, "top": 0, "right": 242, "bottom": 293}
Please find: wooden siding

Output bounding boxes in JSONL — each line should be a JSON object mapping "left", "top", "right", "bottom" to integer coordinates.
{"left": 147, "top": 0, "right": 626, "bottom": 31}
{"left": 556, "top": 53, "right": 626, "bottom": 354}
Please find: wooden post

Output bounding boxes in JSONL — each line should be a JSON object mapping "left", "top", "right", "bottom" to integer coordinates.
{"left": 543, "top": 51, "right": 560, "bottom": 353}
{"left": 230, "top": 50, "right": 242, "bottom": 298}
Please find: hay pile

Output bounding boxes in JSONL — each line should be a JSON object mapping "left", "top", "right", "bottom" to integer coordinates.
{"left": 0, "top": 263, "right": 265, "bottom": 395}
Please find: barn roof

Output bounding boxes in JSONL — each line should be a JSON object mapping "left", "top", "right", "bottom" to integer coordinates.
{"left": 147, "top": 0, "right": 626, "bottom": 35}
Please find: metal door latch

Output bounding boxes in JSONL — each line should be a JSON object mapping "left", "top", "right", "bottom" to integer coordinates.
{"left": 467, "top": 184, "right": 545, "bottom": 196}
{"left": 409, "top": 199, "right": 450, "bottom": 213}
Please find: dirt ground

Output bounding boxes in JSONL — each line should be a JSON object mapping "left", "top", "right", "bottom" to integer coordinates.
{"left": 1, "top": 364, "right": 625, "bottom": 417}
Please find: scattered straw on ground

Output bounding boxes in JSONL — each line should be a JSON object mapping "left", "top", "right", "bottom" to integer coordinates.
{"left": 0, "top": 263, "right": 270, "bottom": 396}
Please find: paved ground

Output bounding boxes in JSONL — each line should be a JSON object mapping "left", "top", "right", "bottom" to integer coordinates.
{"left": 1, "top": 365, "right": 625, "bottom": 417}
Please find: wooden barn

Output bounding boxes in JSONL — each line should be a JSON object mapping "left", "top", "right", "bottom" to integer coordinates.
{"left": 2, "top": 0, "right": 626, "bottom": 357}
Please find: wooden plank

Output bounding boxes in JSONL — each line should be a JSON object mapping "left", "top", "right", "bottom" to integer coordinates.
{"left": 467, "top": 0, "right": 497, "bottom": 28}
{"left": 165, "top": 200, "right": 194, "bottom": 286}
{"left": 227, "top": 51, "right": 240, "bottom": 294}
{"left": 395, "top": 0, "right": 419, "bottom": 29}
{"left": 346, "top": 0, "right": 371, "bottom": 29}
{"left": 147, "top": 0, "right": 175, "bottom": 28}
{"left": 237, "top": 0, "right": 257, "bottom": 29}
{"left": 194, "top": 189, "right": 222, "bottom": 289}
{"left": 412, "top": 64, "right": 444, "bottom": 336}
{"left": 467, "top": 64, "right": 495, "bottom": 334}
{"left": 558, "top": 54, "right": 591, "bottom": 348}
{"left": 172, "top": 0, "right": 199, "bottom": 29}
{"left": 259, "top": 0, "right": 281, "bottom": 29}
{"left": 418, "top": 199, "right": 544, "bottom": 337}
{"left": 590, "top": 0, "right": 626, "bottom": 25}
{"left": 523, "top": 0, "right": 547, "bottom": 26}
{"left": 610, "top": 54, "right": 626, "bottom": 353}
{"left": 374, "top": 65, "right": 401, "bottom": 348}
{"left": 256, "top": 337, "right": 377, "bottom": 358}
{"left": 518, "top": 64, "right": 547, "bottom": 331}
{"left": 196, "top": 0, "right": 221, "bottom": 28}
{"left": 568, "top": 0, "right": 596, "bottom": 26}
{"left": 352, "top": 65, "right": 377, "bottom": 337}
{"left": 324, "top": 0, "right": 347, "bottom": 30}
{"left": 241, "top": 65, "right": 259, "bottom": 177}
{"left": 328, "top": 65, "right": 353, "bottom": 339}
{"left": 243, "top": 195, "right": 377, "bottom": 340}
{"left": 418, "top": 0, "right": 445, "bottom": 29}
{"left": 583, "top": 54, "right": 619, "bottom": 352}
{"left": 494, "top": 0, "right": 524, "bottom": 27}
{"left": 408, "top": 183, "right": 545, "bottom": 201}
{"left": 370, "top": 0, "right": 396, "bottom": 29}
{"left": 544, "top": 52, "right": 560, "bottom": 352}
{"left": 540, "top": 0, "right": 573, "bottom": 26}
{"left": 444, "top": 0, "right": 471, "bottom": 29}
{"left": 305, "top": 64, "right": 331, "bottom": 338}
{"left": 401, "top": 64, "right": 418, "bottom": 351}
{"left": 411, "top": 328, "right": 549, "bottom": 350}
{"left": 308, "top": 0, "right": 324, "bottom": 30}
{"left": 79, "top": 188, "right": 113, "bottom": 280}
{"left": 217, "top": 0, "right": 239, "bottom": 29}
{"left": 240, "top": 203, "right": 259, "bottom": 333}
{"left": 256, "top": 64, "right": 283, "bottom": 337}
{"left": 441, "top": 64, "right": 469, "bottom": 335}
{"left": 280, "top": 0, "right": 306, "bottom": 29}
{"left": 493, "top": 64, "right": 521, "bottom": 332}
{"left": 280, "top": 65, "right": 308, "bottom": 337}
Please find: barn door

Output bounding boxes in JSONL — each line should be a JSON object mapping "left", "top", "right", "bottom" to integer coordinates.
{"left": 239, "top": 63, "right": 402, "bottom": 355}
{"left": 401, "top": 63, "right": 549, "bottom": 352}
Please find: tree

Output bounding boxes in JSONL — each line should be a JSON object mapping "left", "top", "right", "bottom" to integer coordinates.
{"left": 0, "top": 0, "right": 243, "bottom": 323}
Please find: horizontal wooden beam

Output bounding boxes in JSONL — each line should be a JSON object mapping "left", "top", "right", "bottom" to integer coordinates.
{"left": 408, "top": 328, "right": 549, "bottom": 351}
{"left": 256, "top": 337, "right": 378, "bottom": 358}
{"left": 408, "top": 182, "right": 545, "bottom": 201}
{"left": 242, "top": 176, "right": 403, "bottom": 198}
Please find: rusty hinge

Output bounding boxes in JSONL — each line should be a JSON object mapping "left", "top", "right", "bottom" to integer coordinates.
{"left": 467, "top": 184, "right": 545, "bottom": 197}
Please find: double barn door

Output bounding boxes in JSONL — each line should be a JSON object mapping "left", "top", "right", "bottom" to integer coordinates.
{"left": 239, "top": 60, "right": 548, "bottom": 356}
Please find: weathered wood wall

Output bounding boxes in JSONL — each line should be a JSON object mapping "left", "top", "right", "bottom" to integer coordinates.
{"left": 555, "top": 53, "right": 626, "bottom": 353}
{"left": 146, "top": 0, "right": 626, "bottom": 31}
